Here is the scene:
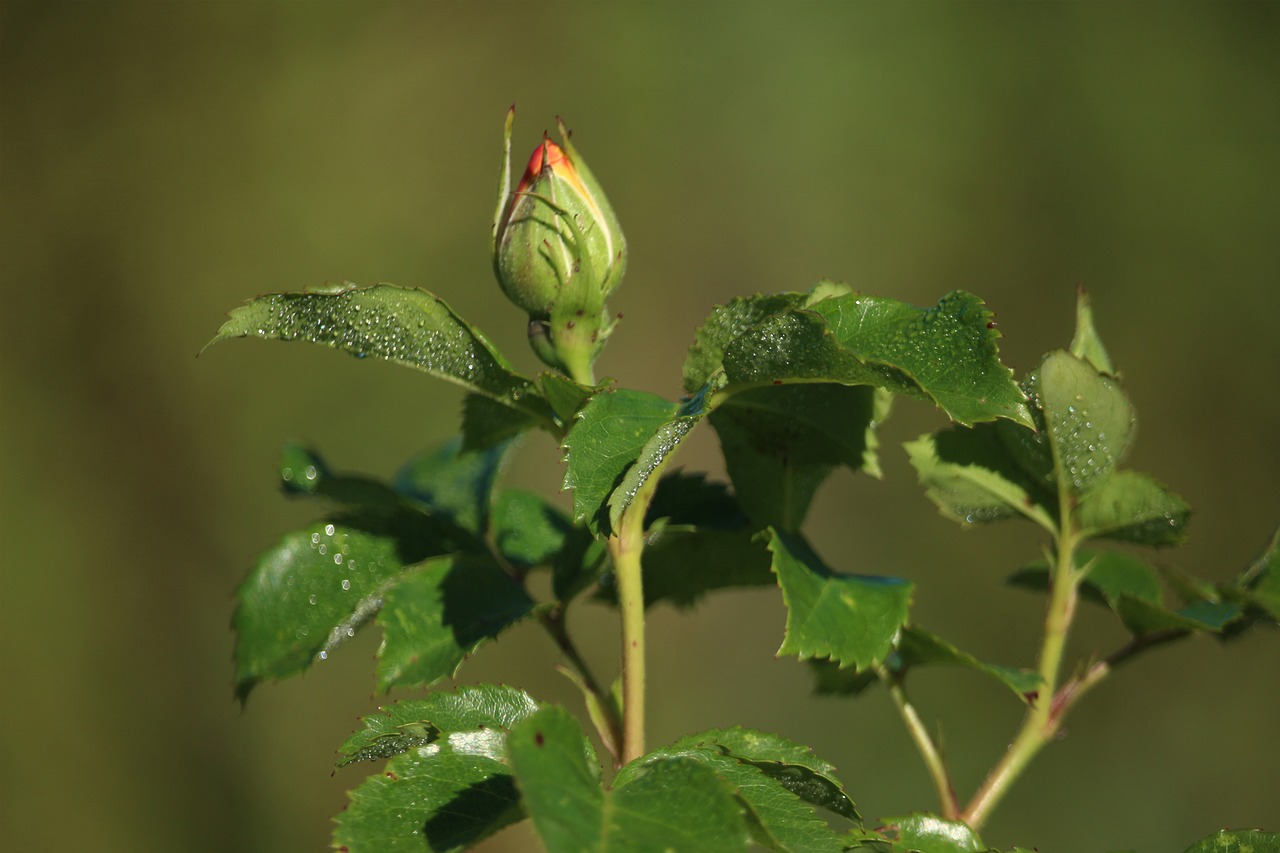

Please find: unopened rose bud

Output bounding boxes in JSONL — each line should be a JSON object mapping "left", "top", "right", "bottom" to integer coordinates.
{"left": 492, "top": 109, "right": 626, "bottom": 383}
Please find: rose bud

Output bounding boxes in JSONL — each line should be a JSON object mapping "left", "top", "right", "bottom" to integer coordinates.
{"left": 492, "top": 108, "right": 626, "bottom": 383}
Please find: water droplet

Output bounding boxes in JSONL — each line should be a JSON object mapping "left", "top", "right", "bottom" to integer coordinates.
{"left": 334, "top": 553, "right": 344, "bottom": 565}
{"left": 318, "top": 650, "right": 329, "bottom": 661}
{"left": 341, "top": 579, "right": 351, "bottom": 591}
{"left": 304, "top": 465, "right": 318, "bottom": 481}
{"left": 308, "top": 594, "right": 318, "bottom": 605}
{"left": 324, "top": 524, "right": 335, "bottom": 536}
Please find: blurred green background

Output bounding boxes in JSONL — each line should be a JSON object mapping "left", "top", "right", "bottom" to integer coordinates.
{"left": 2, "top": 3, "right": 1277, "bottom": 851}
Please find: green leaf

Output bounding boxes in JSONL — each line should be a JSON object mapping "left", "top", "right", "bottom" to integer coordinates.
{"left": 539, "top": 372, "right": 598, "bottom": 428}
{"left": 233, "top": 521, "right": 438, "bottom": 702}
{"left": 769, "top": 532, "right": 913, "bottom": 670}
{"left": 336, "top": 684, "right": 540, "bottom": 767}
{"left": 375, "top": 555, "right": 538, "bottom": 692}
{"left": 634, "top": 524, "right": 774, "bottom": 608}
{"left": 562, "top": 388, "right": 678, "bottom": 534}
{"left": 1075, "top": 471, "right": 1190, "bottom": 546}
{"left": 1069, "top": 286, "right": 1116, "bottom": 376}
{"left": 661, "top": 727, "right": 860, "bottom": 822}
{"left": 1224, "top": 528, "right": 1280, "bottom": 622}
{"left": 606, "top": 379, "right": 718, "bottom": 533}
{"left": 491, "top": 489, "right": 574, "bottom": 569}
{"left": 508, "top": 706, "right": 749, "bottom": 852}
{"left": 333, "top": 685, "right": 540, "bottom": 853}
{"left": 614, "top": 728, "right": 858, "bottom": 852}
{"left": 1182, "top": 829, "right": 1280, "bottom": 853}
{"left": 712, "top": 384, "right": 887, "bottom": 531}
{"left": 683, "top": 292, "right": 808, "bottom": 393}
{"left": 461, "top": 393, "right": 537, "bottom": 451}
{"left": 207, "top": 284, "right": 552, "bottom": 424}
{"left": 394, "top": 438, "right": 511, "bottom": 538}
{"left": 1010, "top": 552, "right": 1241, "bottom": 636}
{"left": 809, "top": 626, "right": 1041, "bottom": 704}
{"left": 904, "top": 424, "right": 1055, "bottom": 534}
{"left": 877, "top": 813, "right": 986, "bottom": 853}
{"left": 1033, "top": 350, "right": 1135, "bottom": 498}
{"left": 721, "top": 290, "right": 1031, "bottom": 428}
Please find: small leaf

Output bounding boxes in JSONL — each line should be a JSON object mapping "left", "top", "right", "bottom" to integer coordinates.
{"left": 712, "top": 384, "right": 887, "bottom": 531}
{"left": 562, "top": 388, "right": 678, "bottom": 534}
{"left": 539, "top": 372, "right": 598, "bottom": 428}
{"left": 491, "top": 489, "right": 574, "bottom": 569}
{"left": 1034, "top": 350, "right": 1135, "bottom": 498}
{"left": 1181, "top": 829, "right": 1280, "bottom": 853}
{"left": 508, "top": 706, "right": 748, "bottom": 852}
{"left": 375, "top": 555, "right": 537, "bottom": 692}
{"left": 394, "top": 438, "right": 512, "bottom": 537}
{"left": 904, "top": 425, "right": 1055, "bottom": 534}
{"left": 207, "top": 284, "right": 552, "bottom": 424}
{"left": 630, "top": 524, "right": 774, "bottom": 608}
{"left": 769, "top": 532, "right": 913, "bottom": 670}
{"left": 877, "top": 813, "right": 986, "bottom": 853}
{"left": 1223, "top": 528, "right": 1280, "bottom": 622}
{"left": 809, "top": 626, "right": 1041, "bottom": 704}
{"left": 1075, "top": 471, "right": 1190, "bottom": 546}
{"left": 1069, "top": 286, "right": 1116, "bottom": 376}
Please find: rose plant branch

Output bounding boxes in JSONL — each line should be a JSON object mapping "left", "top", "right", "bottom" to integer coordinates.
{"left": 205, "top": 109, "right": 1277, "bottom": 853}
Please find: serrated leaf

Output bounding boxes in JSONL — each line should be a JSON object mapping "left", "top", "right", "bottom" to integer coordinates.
{"left": 1034, "top": 350, "right": 1135, "bottom": 498}
{"left": 1069, "top": 286, "right": 1116, "bottom": 376}
{"left": 491, "top": 489, "right": 574, "bottom": 569}
{"left": 721, "top": 291, "right": 1030, "bottom": 428}
{"left": 606, "top": 380, "right": 718, "bottom": 532}
{"left": 1075, "top": 470, "right": 1190, "bottom": 546}
{"left": 508, "top": 706, "right": 748, "bottom": 852}
{"left": 644, "top": 470, "right": 750, "bottom": 528}
{"left": 666, "top": 727, "right": 860, "bottom": 822}
{"left": 336, "top": 685, "right": 540, "bottom": 767}
{"left": 207, "top": 284, "right": 552, "bottom": 424}
{"left": 877, "top": 813, "right": 986, "bottom": 853}
{"left": 1182, "top": 829, "right": 1280, "bottom": 853}
{"left": 904, "top": 425, "right": 1055, "bottom": 534}
{"left": 335, "top": 751, "right": 520, "bottom": 852}
{"left": 683, "top": 292, "right": 808, "bottom": 393}
{"left": 809, "top": 626, "right": 1041, "bottom": 704}
{"left": 712, "top": 384, "right": 886, "bottom": 531}
{"left": 562, "top": 389, "right": 678, "bottom": 534}
{"left": 539, "top": 372, "right": 598, "bottom": 427}
{"left": 614, "top": 728, "right": 857, "bottom": 852}
{"left": 393, "top": 438, "right": 511, "bottom": 537}
{"left": 769, "top": 532, "right": 913, "bottom": 670}
{"left": 375, "top": 555, "right": 537, "bottom": 692}
{"left": 234, "top": 522, "right": 430, "bottom": 702}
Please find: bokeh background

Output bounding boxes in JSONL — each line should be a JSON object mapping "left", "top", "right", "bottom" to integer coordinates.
{"left": 2, "top": 3, "right": 1277, "bottom": 851}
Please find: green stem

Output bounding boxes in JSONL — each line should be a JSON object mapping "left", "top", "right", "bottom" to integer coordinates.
{"left": 540, "top": 606, "right": 624, "bottom": 762}
{"left": 963, "top": 527, "right": 1081, "bottom": 830}
{"left": 881, "top": 668, "right": 959, "bottom": 819}
{"left": 610, "top": 496, "right": 650, "bottom": 764}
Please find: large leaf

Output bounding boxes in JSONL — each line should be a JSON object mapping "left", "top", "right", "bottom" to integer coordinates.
{"left": 375, "top": 555, "right": 538, "bottom": 692}
{"left": 508, "top": 706, "right": 748, "bottom": 852}
{"left": 721, "top": 290, "right": 1031, "bottom": 428}
{"left": 332, "top": 685, "right": 540, "bottom": 853}
{"left": 769, "top": 532, "right": 913, "bottom": 670}
{"left": 871, "top": 814, "right": 986, "bottom": 853}
{"left": 614, "top": 727, "right": 859, "bottom": 853}
{"left": 561, "top": 389, "right": 678, "bottom": 534}
{"left": 207, "top": 283, "right": 552, "bottom": 425}
{"left": 712, "top": 384, "right": 887, "bottom": 531}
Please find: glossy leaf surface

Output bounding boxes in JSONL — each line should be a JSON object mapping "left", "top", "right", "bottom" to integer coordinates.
{"left": 207, "top": 284, "right": 552, "bottom": 424}
{"left": 1182, "top": 829, "right": 1280, "bottom": 853}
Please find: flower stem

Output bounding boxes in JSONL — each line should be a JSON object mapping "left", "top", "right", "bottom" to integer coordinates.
{"left": 881, "top": 667, "right": 959, "bottom": 819}
{"left": 963, "top": 528, "right": 1080, "bottom": 830}
{"left": 610, "top": 474, "right": 661, "bottom": 765}
{"left": 540, "top": 605, "right": 624, "bottom": 762}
